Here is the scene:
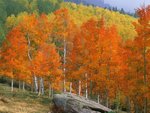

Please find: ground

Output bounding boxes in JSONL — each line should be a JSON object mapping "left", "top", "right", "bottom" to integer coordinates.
{"left": 0, "top": 83, "right": 128, "bottom": 113}
{"left": 0, "top": 83, "right": 51, "bottom": 113}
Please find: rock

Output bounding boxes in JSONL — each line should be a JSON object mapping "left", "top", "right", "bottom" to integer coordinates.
{"left": 52, "top": 93, "right": 112, "bottom": 113}
{"left": 0, "top": 97, "right": 11, "bottom": 103}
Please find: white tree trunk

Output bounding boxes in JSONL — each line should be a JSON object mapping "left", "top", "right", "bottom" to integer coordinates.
{"left": 34, "top": 76, "right": 38, "bottom": 93}
{"left": 63, "top": 39, "right": 67, "bottom": 92}
{"left": 106, "top": 92, "right": 109, "bottom": 107}
{"left": 11, "top": 79, "right": 13, "bottom": 92}
{"left": 27, "top": 35, "right": 32, "bottom": 61}
{"left": 85, "top": 73, "right": 88, "bottom": 98}
{"left": 116, "top": 90, "right": 120, "bottom": 112}
{"left": 49, "top": 82, "right": 51, "bottom": 98}
{"left": 27, "top": 34, "right": 38, "bottom": 93}
{"left": 69, "top": 82, "right": 72, "bottom": 94}
{"left": 51, "top": 86, "right": 54, "bottom": 98}
{"left": 143, "top": 41, "right": 147, "bottom": 113}
{"left": 19, "top": 80, "right": 21, "bottom": 90}
{"left": 98, "top": 94, "right": 100, "bottom": 104}
{"left": 40, "top": 77, "right": 44, "bottom": 95}
{"left": 23, "top": 81, "right": 25, "bottom": 91}
{"left": 38, "top": 77, "right": 44, "bottom": 96}
{"left": 78, "top": 80, "right": 81, "bottom": 96}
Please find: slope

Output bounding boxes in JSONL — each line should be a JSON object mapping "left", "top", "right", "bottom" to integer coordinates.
{"left": 60, "top": 2, "right": 137, "bottom": 40}
{"left": 0, "top": 83, "right": 51, "bottom": 113}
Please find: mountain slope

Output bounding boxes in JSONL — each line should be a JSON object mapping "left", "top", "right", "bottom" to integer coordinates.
{"left": 60, "top": 2, "right": 137, "bottom": 40}
{"left": 64, "top": 0, "right": 110, "bottom": 7}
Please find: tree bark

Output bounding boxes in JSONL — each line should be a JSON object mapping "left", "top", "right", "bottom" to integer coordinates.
{"left": 51, "top": 86, "right": 54, "bottom": 98}
{"left": 19, "top": 80, "right": 21, "bottom": 90}
{"left": 106, "top": 90, "right": 109, "bottom": 108}
{"left": 40, "top": 77, "right": 44, "bottom": 95}
{"left": 106, "top": 64, "right": 110, "bottom": 108}
{"left": 34, "top": 76, "right": 38, "bottom": 93}
{"left": 85, "top": 73, "right": 88, "bottom": 99}
{"left": 78, "top": 80, "right": 81, "bottom": 96}
{"left": 38, "top": 77, "right": 44, "bottom": 96}
{"left": 63, "top": 39, "right": 67, "bottom": 93}
{"left": 27, "top": 34, "right": 38, "bottom": 93}
{"left": 126, "top": 96, "right": 131, "bottom": 113}
{"left": 22, "top": 81, "right": 25, "bottom": 91}
{"left": 49, "top": 82, "right": 51, "bottom": 98}
{"left": 97, "top": 94, "right": 100, "bottom": 104}
{"left": 143, "top": 38, "right": 147, "bottom": 113}
{"left": 11, "top": 79, "right": 13, "bottom": 92}
{"left": 90, "top": 81, "right": 93, "bottom": 99}
{"left": 144, "top": 99, "right": 147, "bottom": 113}
{"left": 69, "top": 82, "right": 72, "bottom": 94}
{"left": 134, "top": 101, "right": 139, "bottom": 113}
{"left": 116, "top": 90, "right": 120, "bottom": 113}
{"left": 31, "top": 76, "right": 34, "bottom": 92}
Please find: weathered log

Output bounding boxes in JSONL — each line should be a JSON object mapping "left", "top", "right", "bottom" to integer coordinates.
{"left": 52, "top": 93, "right": 112, "bottom": 113}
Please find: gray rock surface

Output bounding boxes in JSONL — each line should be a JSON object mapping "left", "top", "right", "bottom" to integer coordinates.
{"left": 52, "top": 93, "right": 112, "bottom": 113}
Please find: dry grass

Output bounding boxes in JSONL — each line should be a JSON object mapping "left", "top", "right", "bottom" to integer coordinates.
{"left": 0, "top": 84, "right": 51, "bottom": 113}
{"left": 0, "top": 100, "right": 49, "bottom": 113}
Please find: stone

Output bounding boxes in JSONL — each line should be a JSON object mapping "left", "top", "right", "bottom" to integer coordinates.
{"left": 0, "top": 97, "right": 11, "bottom": 103}
{"left": 52, "top": 93, "right": 112, "bottom": 113}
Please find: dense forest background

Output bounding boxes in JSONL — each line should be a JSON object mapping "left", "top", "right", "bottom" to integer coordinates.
{"left": 0, "top": 0, "right": 149, "bottom": 113}
{"left": 0, "top": 0, "right": 136, "bottom": 43}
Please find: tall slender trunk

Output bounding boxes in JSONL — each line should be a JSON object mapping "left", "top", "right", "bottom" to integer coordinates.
{"left": 126, "top": 96, "right": 131, "bottom": 113}
{"left": 144, "top": 99, "right": 147, "bottom": 113}
{"left": 34, "top": 76, "right": 38, "bottom": 93}
{"left": 78, "top": 80, "right": 81, "bottom": 96}
{"left": 90, "top": 81, "right": 93, "bottom": 99}
{"left": 27, "top": 34, "right": 32, "bottom": 61}
{"left": 63, "top": 39, "right": 67, "bottom": 92}
{"left": 85, "top": 73, "right": 88, "bottom": 98}
{"left": 38, "top": 77, "right": 44, "bottom": 96}
{"left": 97, "top": 94, "right": 100, "bottom": 104}
{"left": 70, "top": 82, "right": 72, "bottom": 94}
{"left": 31, "top": 77, "right": 34, "bottom": 92}
{"left": 143, "top": 39, "right": 147, "bottom": 113}
{"left": 116, "top": 90, "right": 120, "bottom": 113}
{"left": 51, "top": 86, "right": 54, "bottom": 98}
{"left": 49, "top": 82, "right": 51, "bottom": 98}
{"left": 106, "top": 90, "right": 109, "bottom": 107}
{"left": 130, "top": 100, "right": 134, "bottom": 113}
{"left": 106, "top": 64, "right": 110, "bottom": 107}
{"left": 23, "top": 81, "right": 25, "bottom": 91}
{"left": 11, "top": 79, "right": 13, "bottom": 92}
{"left": 40, "top": 77, "right": 44, "bottom": 95}
{"left": 19, "top": 80, "right": 21, "bottom": 90}
{"left": 27, "top": 34, "right": 38, "bottom": 93}
{"left": 134, "top": 100, "right": 139, "bottom": 113}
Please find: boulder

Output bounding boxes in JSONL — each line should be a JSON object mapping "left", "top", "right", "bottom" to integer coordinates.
{"left": 0, "top": 96, "right": 11, "bottom": 103}
{"left": 52, "top": 93, "right": 112, "bottom": 113}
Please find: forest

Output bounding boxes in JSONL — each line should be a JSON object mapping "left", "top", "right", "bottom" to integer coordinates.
{"left": 0, "top": 0, "right": 149, "bottom": 113}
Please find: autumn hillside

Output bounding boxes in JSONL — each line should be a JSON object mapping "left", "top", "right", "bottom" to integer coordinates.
{"left": 0, "top": 0, "right": 150, "bottom": 113}
{"left": 4, "top": 2, "right": 137, "bottom": 41}
{"left": 60, "top": 2, "right": 137, "bottom": 40}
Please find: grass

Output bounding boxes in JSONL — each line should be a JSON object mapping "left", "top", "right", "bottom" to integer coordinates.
{"left": 0, "top": 83, "right": 128, "bottom": 113}
{"left": 0, "top": 83, "right": 51, "bottom": 113}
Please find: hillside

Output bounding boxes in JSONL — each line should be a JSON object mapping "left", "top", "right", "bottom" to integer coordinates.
{"left": 0, "top": 83, "right": 51, "bottom": 113}
{"left": 64, "top": 0, "right": 110, "bottom": 8}
{"left": 60, "top": 2, "right": 137, "bottom": 40}
{"left": 2, "top": 1, "right": 136, "bottom": 42}
{"left": 0, "top": 1, "right": 149, "bottom": 113}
